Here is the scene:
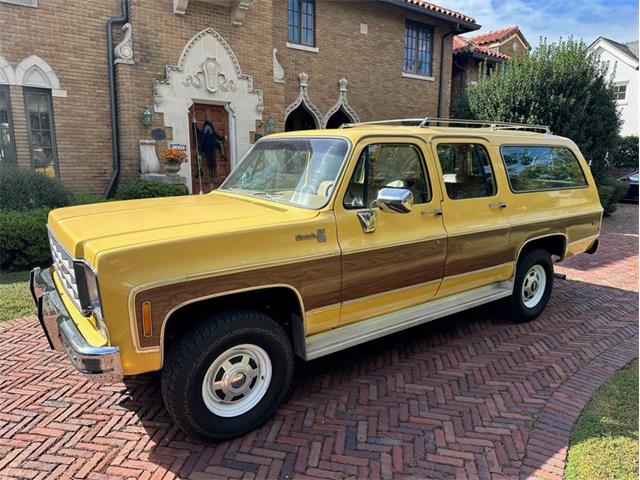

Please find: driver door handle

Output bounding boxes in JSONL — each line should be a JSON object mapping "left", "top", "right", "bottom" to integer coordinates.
{"left": 421, "top": 208, "right": 443, "bottom": 216}
{"left": 489, "top": 201, "right": 507, "bottom": 209}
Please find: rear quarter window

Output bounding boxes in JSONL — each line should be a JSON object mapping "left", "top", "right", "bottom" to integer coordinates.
{"left": 500, "top": 145, "right": 588, "bottom": 192}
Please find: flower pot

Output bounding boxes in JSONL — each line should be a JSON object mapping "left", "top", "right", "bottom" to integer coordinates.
{"left": 165, "top": 160, "right": 181, "bottom": 174}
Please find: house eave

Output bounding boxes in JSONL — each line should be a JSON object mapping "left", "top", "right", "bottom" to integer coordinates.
{"left": 377, "top": 0, "right": 480, "bottom": 32}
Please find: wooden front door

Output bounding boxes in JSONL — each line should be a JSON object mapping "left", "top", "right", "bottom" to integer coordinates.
{"left": 189, "top": 103, "right": 230, "bottom": 193}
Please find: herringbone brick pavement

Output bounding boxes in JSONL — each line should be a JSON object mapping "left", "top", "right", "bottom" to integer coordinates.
{"left": 0, "top": 204, "right": 637, "bottom": 480}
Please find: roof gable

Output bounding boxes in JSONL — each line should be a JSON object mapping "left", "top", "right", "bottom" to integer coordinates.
{"left": 589, "top": 37, "right": 639, "bottom": 67}
{"left": 466, "top": 26, "right": 530, "bottom": 49}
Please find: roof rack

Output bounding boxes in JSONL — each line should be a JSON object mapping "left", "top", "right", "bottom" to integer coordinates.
{"left": 340, "top": 117, "right": 551, "bottom": 134}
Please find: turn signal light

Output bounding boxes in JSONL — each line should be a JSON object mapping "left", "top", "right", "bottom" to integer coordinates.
{"left": 142, "top": 301, "right": 152, "bottom": 337}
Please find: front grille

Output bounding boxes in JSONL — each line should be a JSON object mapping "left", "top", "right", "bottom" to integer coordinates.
{"left": 48, "top": 231, "right": 81, "bottom": 310}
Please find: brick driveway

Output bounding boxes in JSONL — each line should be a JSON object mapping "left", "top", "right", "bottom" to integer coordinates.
{"left": 0, "top": 205, "right": 637, "bottom": 480}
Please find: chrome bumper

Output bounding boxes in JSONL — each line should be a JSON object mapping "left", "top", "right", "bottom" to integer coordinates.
{"left": 30, "top": 267, "right": 123, "bottom": 382}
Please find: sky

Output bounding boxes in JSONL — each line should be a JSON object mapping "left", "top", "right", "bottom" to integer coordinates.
{"left": 434, "top": 0, "right": 639, "bottom": 46}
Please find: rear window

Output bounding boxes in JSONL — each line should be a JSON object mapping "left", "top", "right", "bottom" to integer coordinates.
{"left": 500, "top": 145, "right": 587, "bottom": 192}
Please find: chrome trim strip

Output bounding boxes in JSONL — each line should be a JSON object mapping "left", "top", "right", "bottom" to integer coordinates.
{"left": 305, "top": 279, "right": 514, "bottom": 360}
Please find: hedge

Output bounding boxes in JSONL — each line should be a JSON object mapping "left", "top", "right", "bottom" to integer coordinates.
{"left": 116, "top": 179, "right": 187, "bottom": 200}
{"left": 0, "top": 166, "right": 71, "bottom": 211}
{"left": 598, "top": 179, "right": 629, "bottom": 217}
{"left": 0, "top": 208, "right": 51, "bottom": 271}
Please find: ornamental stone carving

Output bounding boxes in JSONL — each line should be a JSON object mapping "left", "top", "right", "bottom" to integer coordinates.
{"left": 114, "top": 23, "right": 134, "bottom": 65}
{"left": 183, "top": 56, "right": 237, "bottom": 93}
{"left": 283, "top": 72, "right": 323, "bottom": 128}
{"left": 272, "top": 48, "right": 285, "bottom": 84}
{"left": 323, "top": 78, "right": 359, "bottom": 126}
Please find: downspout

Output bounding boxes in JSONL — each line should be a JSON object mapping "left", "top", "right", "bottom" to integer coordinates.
{"left": 437, "top": 24, "right": 461, "bottom": 118}
{"left": 104, "top": 0, "right": 129, "bottom": 198}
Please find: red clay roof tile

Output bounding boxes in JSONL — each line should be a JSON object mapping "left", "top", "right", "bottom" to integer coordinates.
{"left": 402, "top": 0, "right": 476, "bottom": 24}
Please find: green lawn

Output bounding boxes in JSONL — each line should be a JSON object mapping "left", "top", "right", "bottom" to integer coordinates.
{"left": 0, "top": 270, "right": 35, "bottom": 322}
{"left": 565, "top": 359, "right": 639, "bottom": 480}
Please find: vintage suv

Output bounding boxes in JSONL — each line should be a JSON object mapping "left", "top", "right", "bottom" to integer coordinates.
{"left": 31, "top": 118, "right": 602, "bottom": 440}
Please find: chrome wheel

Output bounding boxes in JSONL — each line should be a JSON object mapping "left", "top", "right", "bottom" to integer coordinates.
{"left": 202, "top": 344, "right": 272, "bottom": 418}
{"left": 521, "top": 264, "right": 546, "bottom": 308}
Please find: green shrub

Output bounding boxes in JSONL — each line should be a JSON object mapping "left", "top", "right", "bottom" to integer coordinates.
{"left": 598, "top": 178, "right": 628, "bottom": 217}
{"left": 610, "top": 136, "right": 639, "bottom": 169}
{"left": 0, "top": 166, "right": 71, "bottom": 211}
{"left": 71, "top": 193, "right": 108, "bottom": 205}
{"left": 0, "top": 208, "right": 50, "bottom": 270}
{"left": 116, "top": 179, "right": 187, "bottom": 200}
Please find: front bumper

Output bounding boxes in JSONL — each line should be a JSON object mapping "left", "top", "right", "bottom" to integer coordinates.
{"left": 30, "top": 267, "right": 123, "bottom": 382}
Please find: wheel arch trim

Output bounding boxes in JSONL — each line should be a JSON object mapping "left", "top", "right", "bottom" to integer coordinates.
{"left": 515, "top": 232, "right": 568, "bottom": 264}
{"left": 128, "top": 283, "right": 307, "bottom": 364}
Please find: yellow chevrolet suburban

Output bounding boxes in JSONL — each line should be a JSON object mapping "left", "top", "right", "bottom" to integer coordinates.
{"left": 31, "top": 118, "right": 602, "bottom": 440}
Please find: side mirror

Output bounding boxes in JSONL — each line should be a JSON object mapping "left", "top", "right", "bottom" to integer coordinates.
{"left": 375, "top": 188, "right": 414, "bottom": 214}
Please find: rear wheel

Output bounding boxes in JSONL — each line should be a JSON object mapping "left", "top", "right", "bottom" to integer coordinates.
{"left": 505, "top": 248, "right": 554, "bottom": 323}
{"left": 161, "top": 309, "right": 294, "bottom": 441}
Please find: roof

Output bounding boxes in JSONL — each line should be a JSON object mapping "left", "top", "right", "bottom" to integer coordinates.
{"left": 465, "top": 26, "right": 531, "bottom": 49}
{"left": 378, "top": 0, "right": 479, "bottom": 31}
{"left": 590, "top": 37, "right": 639, "bottom": 62}
{"left": 401, "top": 0, "right": 476, "bottom": 24}
{"left": 453, "top": 36, "right": 510, "bottom": 61}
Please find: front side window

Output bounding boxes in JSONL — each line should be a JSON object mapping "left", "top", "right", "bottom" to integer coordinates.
{"left": 501, "top": 145, "right": 587, "bottom": 192}
{"left": 0, "top": 85, "right": 16, "bottom": 166}
{"left": 288, "top": 0, "right": 315, "bottom": 46}
{"left": 220, "top": 137, "right": 349, "bottom": 209}
{"left": 24, "top": 88, "right": 58, "bottom": 177}
{"left": 436, "top": 143, "right": 497, "bottom": 199}
{"left": 344, "top": 143, "right": 431, "bottom": 209}
{"left": 404, "top": 21, "right": 433, "bottom": 76}
{"left": 612, "top": 82, "right": 627, "bottom": 101}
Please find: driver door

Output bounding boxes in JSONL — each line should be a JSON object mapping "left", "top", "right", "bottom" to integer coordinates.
{"left": 334, "top": 137, "right": 447, "bottom": 327}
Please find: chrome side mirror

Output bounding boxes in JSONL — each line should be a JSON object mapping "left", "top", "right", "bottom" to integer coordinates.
{"left": 375, "top": 188, "right": 414, "bottom": 214}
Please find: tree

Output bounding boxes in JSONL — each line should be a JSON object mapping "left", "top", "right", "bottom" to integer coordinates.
{"left": 458, "top": 38, "right": 621, "bottom": 184}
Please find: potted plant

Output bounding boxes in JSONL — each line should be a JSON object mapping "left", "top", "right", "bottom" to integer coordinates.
{"left": 160, "top": 148, "right": 188, "bottom": 174}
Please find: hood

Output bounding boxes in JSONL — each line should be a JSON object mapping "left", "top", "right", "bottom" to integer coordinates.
{"left": 48, "top": 192, "right": 319, "bottom": 264}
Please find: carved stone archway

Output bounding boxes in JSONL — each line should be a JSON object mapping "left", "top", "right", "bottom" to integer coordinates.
{"left": 323, "top": 78, "right": 359, "bottom": 128}
{"left": 283, "top": 73, "right": 323, "bottom": 130}
{"left": 154, "top": 28, "right": 263, "bottom": 192}
{"left": 15, "top": 55, "right": 66, "bottom": 97}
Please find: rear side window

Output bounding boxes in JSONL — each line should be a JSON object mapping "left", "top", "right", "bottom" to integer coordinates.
{"left": 501, "top": 146, "right": 587, "bottom": 192}
{"left": 436, "top": 143, "right": 497, "bottom": 200}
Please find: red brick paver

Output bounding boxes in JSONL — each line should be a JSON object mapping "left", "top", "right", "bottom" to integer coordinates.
{"left": 0, "top": 204, "right": 637, "bottom": 480}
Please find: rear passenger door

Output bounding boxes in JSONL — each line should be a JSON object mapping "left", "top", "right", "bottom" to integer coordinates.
{"left": 431, "top": 139, "right": 512, "bottom": 297}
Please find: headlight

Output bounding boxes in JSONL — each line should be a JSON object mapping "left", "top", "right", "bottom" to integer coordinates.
{"left": 74, "top": 261, "right": 108, "bottom": 339}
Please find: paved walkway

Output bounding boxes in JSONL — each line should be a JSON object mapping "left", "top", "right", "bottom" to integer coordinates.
{"left": 0, "top": 204, "right": 637, "bottom": 480}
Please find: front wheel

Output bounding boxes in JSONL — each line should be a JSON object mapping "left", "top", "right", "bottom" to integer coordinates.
{"left": 161, "top": 309, "right": 294, "bottom": 441}
{"left": 504, "top": 248, "right": 554, "bottom": 323}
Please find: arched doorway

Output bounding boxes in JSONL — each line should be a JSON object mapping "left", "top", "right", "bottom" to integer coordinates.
{"left": 284, "top": 104, "right": 318, "bottom": 131}
{"left": 325, "top": 108, "right": 351, "bottom": 129}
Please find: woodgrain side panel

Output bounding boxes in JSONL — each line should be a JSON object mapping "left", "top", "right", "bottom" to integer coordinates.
{"left": 444, "top": 227, "right": 512, "bottom": 278}
{"left": 134, "top": 256, "right": 341, "bottom": 348}
{"left": 341, "top": 238, "right": 446, "bottom": 302}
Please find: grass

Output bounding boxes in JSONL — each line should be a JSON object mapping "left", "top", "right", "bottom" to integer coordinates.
{"left": 0, "top": 270, "right": 35, "bottom": 322}
{"left": 565, "top": 359, "right": 639, "bottom": 480}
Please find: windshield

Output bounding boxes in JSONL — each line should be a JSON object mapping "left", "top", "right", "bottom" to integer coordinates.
{"left": 220, "top": 137, "right": 350, "bottom": 209}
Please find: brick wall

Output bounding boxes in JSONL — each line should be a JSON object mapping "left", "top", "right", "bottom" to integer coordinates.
{"left": 1, "top": 0, "right": 466, "bottom": 193}
{"left": 0, "top": 0, "right": 119, "bottom": 193}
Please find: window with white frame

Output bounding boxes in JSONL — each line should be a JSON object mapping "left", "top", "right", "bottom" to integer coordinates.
{"left": 612, "top": 82, "right": 628, "bottom": 101}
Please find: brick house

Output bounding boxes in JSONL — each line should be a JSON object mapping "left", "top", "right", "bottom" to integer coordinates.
{"left": 0, "top": 0, "right": 479, "bottom": 194}
{"left": 450, "top": 26, "right": 529, "bottom": 115}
